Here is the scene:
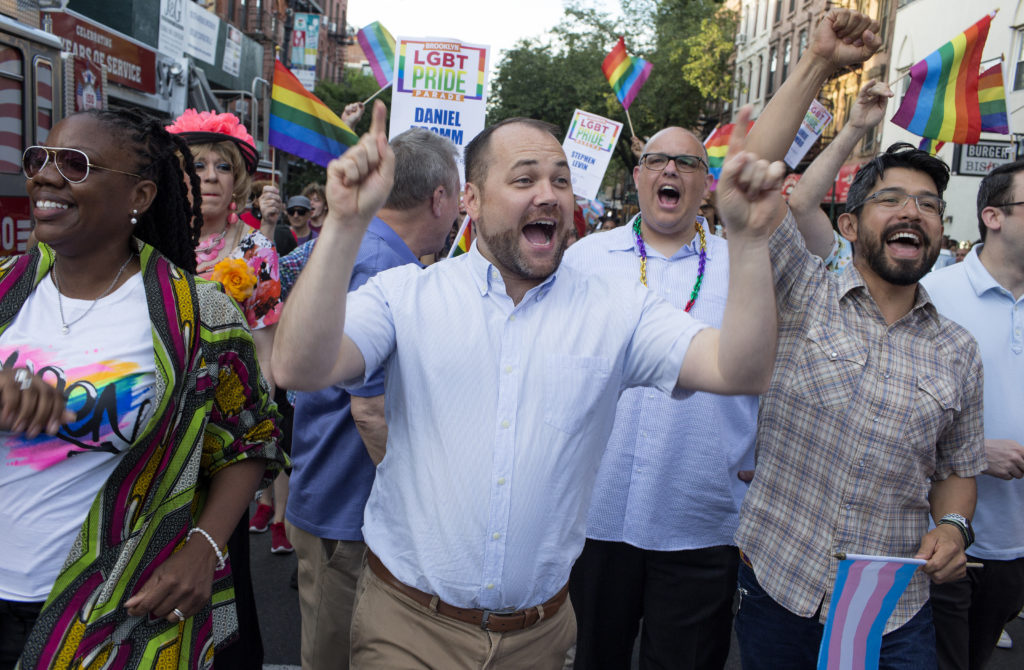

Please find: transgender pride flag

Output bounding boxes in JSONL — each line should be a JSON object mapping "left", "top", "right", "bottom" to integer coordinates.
{"left": 818, "top": 554, "right": 923, "bottom": 670}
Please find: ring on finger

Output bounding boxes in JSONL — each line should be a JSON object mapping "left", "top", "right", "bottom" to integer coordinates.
{"left": 172, "top": 607, "right": 185, "bottom": 622}
{"left": 13, "top": 368, "right": 32, "bottom": 391}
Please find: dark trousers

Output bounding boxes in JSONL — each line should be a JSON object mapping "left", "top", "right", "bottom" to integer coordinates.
{"left": 0, "top": 599, "right": 43, "bottom": 670}
{"left": 569, "top": 539, "right": 738, "bottom": 670}
{"left": 734, "top": 562, "right": 937, "bottom": 669}
{"left": 931, "top": 555, "right": 1024, "bottom": 670}
{"left": 214, "top": 511, "right": 264, "bottom": 669}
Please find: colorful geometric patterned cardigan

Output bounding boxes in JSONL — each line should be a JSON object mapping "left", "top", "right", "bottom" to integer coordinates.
{"left": 1, "top": 240, "right": 285, "bottom": 669}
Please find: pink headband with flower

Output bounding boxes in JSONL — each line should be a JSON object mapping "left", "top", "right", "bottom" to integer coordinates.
{"left": 166, "top": 109, "right": 259, "bottom": 175}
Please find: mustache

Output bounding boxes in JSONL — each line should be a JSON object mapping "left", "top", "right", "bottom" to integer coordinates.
{"left": 882, "top": 221, "right": 931, "bottom": 241}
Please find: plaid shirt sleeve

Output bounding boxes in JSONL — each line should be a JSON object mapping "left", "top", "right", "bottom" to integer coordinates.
{"left": 933, "top": 334, "right": 987, "bottom": 480}
{"left": 768, "top": 210, "right": 832, "bottom": 314}
{"left": 279, "top": 239, "right": 316, "bottom": 301}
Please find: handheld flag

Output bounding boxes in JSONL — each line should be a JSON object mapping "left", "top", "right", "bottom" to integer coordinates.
{"left": 979, "top": 62, "right": 1009, "bottom": 134}
{"left": 602, "top": 37, "right": 652, "bottom": 111}
{"left": 817, "top": 554, "right": 922, "bottom": 670}
{"left": 270, "top": 60, "right": 359, "bottom": 167}
{"left": 447, "top": 217, "right": 472, "bottom": 258}
{"left": 890, "top": 13, "right": 994, "bottom": 144}
{"left": 703, "top": 122, "right": 752, "bottom": 191}
{"left": 357, "top": 21, "right": 397, "bottom": 88}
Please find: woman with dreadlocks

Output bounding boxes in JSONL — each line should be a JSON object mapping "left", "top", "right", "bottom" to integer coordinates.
{"left": 0, "top": 108, "right": 285, "bottom": 669}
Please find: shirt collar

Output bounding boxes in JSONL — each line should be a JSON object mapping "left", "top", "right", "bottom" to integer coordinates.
{"left": 616, "top": 213, "right": 714, "bottom": 260}
{"left": 465, "top": 240, "right": 559, "bottom": 298}
{"left": 961, "top": 243, "right": 1005, "bottom": 297}
{"left": 838, "top": 261, "right": 940, "bottom": 326}
{"left": 369, "top": 217, "right": 423, "bottom": 268}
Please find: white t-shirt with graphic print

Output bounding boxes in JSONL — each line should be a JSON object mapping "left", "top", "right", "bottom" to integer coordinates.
{"left": 0, "top": 272, "right": 155, "bottom": 601}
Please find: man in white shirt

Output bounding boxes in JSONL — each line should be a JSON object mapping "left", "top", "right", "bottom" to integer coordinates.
{"left": 273, "top": 101, "right": 786, "bottom": 667}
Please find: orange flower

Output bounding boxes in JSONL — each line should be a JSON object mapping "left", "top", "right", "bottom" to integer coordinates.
{"left": 211, "top": 258, "right": 257, "bottom": 302}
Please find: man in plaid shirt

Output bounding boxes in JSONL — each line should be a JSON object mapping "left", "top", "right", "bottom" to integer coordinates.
{"left": 732, "top": 9, "right": 986, "bottom": 668}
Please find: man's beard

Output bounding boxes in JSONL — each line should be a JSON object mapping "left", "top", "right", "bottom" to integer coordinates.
{"left": 857, "top": 222, "right": 941, "bottom": 286}
{"left": 476, "top": 215, "right": 570, "bottom": 281}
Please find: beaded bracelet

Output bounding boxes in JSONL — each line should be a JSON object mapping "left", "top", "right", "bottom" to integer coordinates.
{"left": 187, "top": 527, "right": 227, "bottom": 571}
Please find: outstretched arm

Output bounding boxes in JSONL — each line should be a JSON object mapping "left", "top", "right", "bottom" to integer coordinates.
{"left": 789, "top": 80, "right": 892, "bottom": 258}
{"left": 273, "top": 101, "right": 395, "bottom": 391}
{"left": 745, "top": 8, "right": 882, "bottom": 162}
{"left": 677, "top": 107, "right": 786, "bottom": 395}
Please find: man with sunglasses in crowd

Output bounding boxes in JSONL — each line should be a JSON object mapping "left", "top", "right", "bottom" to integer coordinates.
{"left": 921, "top": 160, "right": 1024, "bottom": 670}
{"left": 730, "top": 9, "right": 985, "bottom": 667}
{"left": 287, "top": 194, "right": 317, "bottom": 245}
{"left": 561, "top": 127, "right": 758, "bottom": 669}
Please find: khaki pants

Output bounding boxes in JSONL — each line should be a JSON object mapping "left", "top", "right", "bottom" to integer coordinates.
{"left": 350, "top": 560, "right": 576, "bottom": 670}
{"left": 287, "top": 520, "right": 366, "bottom": 670}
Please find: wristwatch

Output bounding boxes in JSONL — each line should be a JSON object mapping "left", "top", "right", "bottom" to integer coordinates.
{"left": 938, "top": 513, "right": 974, "bottom": 550}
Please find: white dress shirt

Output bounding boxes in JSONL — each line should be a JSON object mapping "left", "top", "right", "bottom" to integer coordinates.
{"left": 344, "top": 244, "right": 707, "bottom": 610}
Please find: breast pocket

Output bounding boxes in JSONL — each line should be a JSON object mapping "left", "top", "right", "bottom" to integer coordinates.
{"left": 543, "top": 354, "right": 613, "bottom": 435}
{"left": 782, "top": 324, "right": 868, "bottom": 412}
{"left": 902, "top": 373, "right": 960, "bottom": 470}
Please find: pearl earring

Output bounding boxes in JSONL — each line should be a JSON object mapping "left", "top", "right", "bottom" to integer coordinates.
{"left": 130, "top": 209, "right": 138, "bottom": 225}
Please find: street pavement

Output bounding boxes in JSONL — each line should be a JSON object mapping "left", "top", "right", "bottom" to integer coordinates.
{"left": 249, "top": 519, "right": 1024, "bottom": 669}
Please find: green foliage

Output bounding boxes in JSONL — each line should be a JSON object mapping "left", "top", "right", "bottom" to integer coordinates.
{"left": 487, "top": 0, "right": 737, "bottom": 196}
{"left": 281, "top": 70, "right": 393, "bottom": 197}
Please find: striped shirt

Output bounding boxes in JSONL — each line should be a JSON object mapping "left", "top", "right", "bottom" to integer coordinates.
{"left": 563, "top": 220, "right": 757, "bottom": 550}
{"left": 735, "top": 212, "right": 986, "bottom": 633}
{"left": 343, "top": 244, "right": 707, "bottom": 610}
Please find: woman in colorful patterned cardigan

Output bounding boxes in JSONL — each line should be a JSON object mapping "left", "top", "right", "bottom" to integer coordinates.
{"left": 0, "top": 108, "right": 285, "bottom": 669}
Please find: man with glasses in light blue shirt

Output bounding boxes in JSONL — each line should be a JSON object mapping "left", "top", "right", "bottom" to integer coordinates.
{"left": 925, "top": 160, "right": 1024, "bottom": 670}
{"left": 562, "top": 126, "right": 757, "bottom": 670}
{"left": 273, "top": 101, "right": 786, "bottom": 668}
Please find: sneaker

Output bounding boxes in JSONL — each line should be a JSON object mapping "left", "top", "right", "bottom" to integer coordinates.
{"left": 997, "top": 629, "right": 1012, "bottom": 649}
{"left": 249, "top": 504, "right": 273, "bottom": 533}
{"left": 270, "top": 522, "right": 294, "bottom": 554}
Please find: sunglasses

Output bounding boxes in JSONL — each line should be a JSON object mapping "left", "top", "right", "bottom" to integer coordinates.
{"left": 287, "top": 208, "right": 310, "bottom": 216}
{"left": 22, "top": 146, "right": 143, "bottom": 183}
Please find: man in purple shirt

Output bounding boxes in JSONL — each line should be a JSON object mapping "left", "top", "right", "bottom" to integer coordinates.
{"left": 281, "top": 127, "right": 460, "bottom": 670}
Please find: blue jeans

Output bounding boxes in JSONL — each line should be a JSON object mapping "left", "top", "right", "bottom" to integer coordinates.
{"left": 734, "top": 562, "right": 937, "bottom": 669}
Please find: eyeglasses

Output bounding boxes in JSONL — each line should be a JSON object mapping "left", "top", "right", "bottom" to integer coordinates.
{"left": 287, "top": 208, "right": 310, "bottom": 216}
{"left": 993, "top": 200, "right": 1024, "bottom": 210}
{"left": 852, "top": 188, "right": 946, "bottom": 217}
{"left": 22, "top": 146, "right": 142, "bottom": 183}
{"left": 640, "top": 153, "right": 708, "bottom": 173}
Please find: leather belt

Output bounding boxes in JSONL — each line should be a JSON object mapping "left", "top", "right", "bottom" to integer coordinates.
{"left": 367, "top": 551, "right": 568, "bottom": 632}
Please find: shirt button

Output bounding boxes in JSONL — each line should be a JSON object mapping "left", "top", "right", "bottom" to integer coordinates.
{"left": 830, "top": 352, "right": 838, "bottom": 359}
{"left": 504, "top": 365, "right": 514, "bottom": 373}
{"left": 845, "top": 504, "right": 852, "bottom": 509}
{"left": 873, "top": 417, "right": 878, "bottom": 422}
{"left": 497, "top": 477, "right": 506, "bottom": 485}
{"left": 884, "top": 374, "right": 891, "bottom": 379}
{"left": 501, "top": 420, "right": 510, "bottom": 429}
{"left": 486, "top": 583, "right": 495, "bottom": 590}
{"left": 492, "top": 532, "right": 501, "bottom": 540}
{"left": 509, "top": 315, "right": 516, "bottom": 322}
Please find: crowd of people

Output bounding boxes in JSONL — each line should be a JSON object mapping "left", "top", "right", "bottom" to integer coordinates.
{"left": 1, "top": 7, "right": 1021, "bottom": 670}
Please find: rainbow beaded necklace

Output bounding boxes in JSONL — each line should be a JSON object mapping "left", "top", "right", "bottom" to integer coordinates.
{"left": 632, "top": 214, "right": 708, "bottom": 313}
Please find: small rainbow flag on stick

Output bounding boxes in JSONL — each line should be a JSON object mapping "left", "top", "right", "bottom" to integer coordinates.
{"left": 979, "top": 61, "right": 1009, "bottom": 134}
{"left": 891, "top": 12, "right": 995, "bottom": 144}
{"left": 817, "top": 554, "right": 922, "bottom": 670}
{"left": 703, "top": 121, "right": 752, "bottom": 191}
{"left": 357, "top": 21, "right": 396, "bottom": 88}
{"left": 602, "top": 37, "right": 652, "bottom": 111}
{"left": 270, "top": 60, "right": 359, "bottom": 167}
{"left": 447, "top": 217, "right": 473, "bottom": 258}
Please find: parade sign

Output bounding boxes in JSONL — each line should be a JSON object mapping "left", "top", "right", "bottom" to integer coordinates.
{"left": 389, "top": 37, "right": 490, "bottom": 178}
{"left": 784, "top": 98, "right": 833, "bottom": 169}
{"left": 47, "top": 11, "right": 157, "bottom": 94}
{"left": 562, "top": 109, "right": 622, "bottom": 200}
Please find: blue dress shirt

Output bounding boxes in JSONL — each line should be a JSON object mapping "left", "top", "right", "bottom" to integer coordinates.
{"left": 563, "top": 220, "right": 758, "bottom": 550}
{"left": 922, "top": 244, "right": 1024, "bottom": 560}
{"left": 344, "top": 244, "right": 707, "bottom": 610}
{"left": 285, "top": 217, "right": 422, "bottom": 541}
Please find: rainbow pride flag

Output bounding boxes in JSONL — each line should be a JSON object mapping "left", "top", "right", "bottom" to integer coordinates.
{"left": 891, "top": 13, "right": 994, "bottom": 144}
{"left": 447, "top": 217, "right": 472, "bottom": 258}
{"left": 602, "top": 37, "right": 652, "bottom": 111}
{"left": 818, "top": 554, "right": 922, "bottom": 670}
{"left": 979, "top": 62, "right": 1009, "bottom": 134}
{"left": 703, "top": 121, "right": 752, "bottom": 191}
{"left": 357, "top": 21, "right": 396, "bottom": 88}
{"left": 270, "top": 60, "right": 359, "bottom": 167}
{"left": 918, "top": 137, "right": 946, "bottom": 155}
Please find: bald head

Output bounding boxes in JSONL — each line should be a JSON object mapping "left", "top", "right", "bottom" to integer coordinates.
{"left": 643, "top": 127, "right": 709, "bottom": 164}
